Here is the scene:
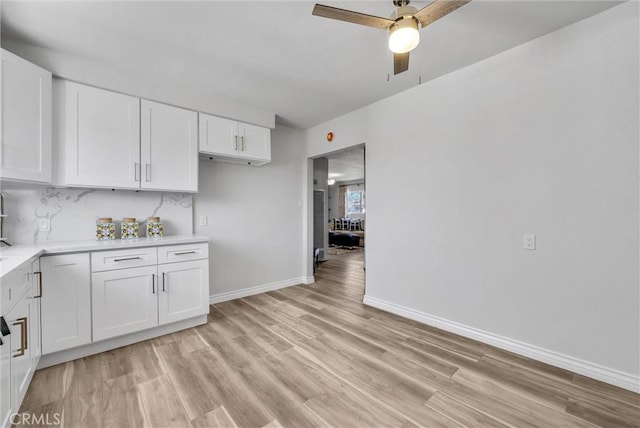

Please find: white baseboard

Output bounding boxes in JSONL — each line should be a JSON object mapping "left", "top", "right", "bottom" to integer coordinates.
{"left": 363, "top": 295, "right": 640, "bottom": 393}
{"left": 209, "top": 277, "right": 310, "bottom": 304}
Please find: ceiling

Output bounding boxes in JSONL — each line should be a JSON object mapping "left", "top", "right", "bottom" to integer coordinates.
{"left": 328, "top": 146, "right": 365, "bottom": 182}
{"left": 1, "top": 1, "right": 621, "bottom": 129}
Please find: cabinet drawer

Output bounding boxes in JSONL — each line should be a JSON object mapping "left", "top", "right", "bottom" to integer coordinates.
{"left": 91, "top": 248, "right": 157, "bottom": 272}
{"left": 157, "top": 243, "right": 208, "bottom": 264}
{"left": 1, "top": 260, "right": 32, "bottom": 314}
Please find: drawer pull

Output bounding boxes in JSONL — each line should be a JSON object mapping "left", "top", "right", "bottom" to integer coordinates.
{"left": 12, "top": 317, "right": 27, "bottom": 357}
{"left": 174, "top": 251, "right": 197, "bottom": 256}
{"left": 113, "top": 257, "right": 143, "bottom": 262}
{"left": 34, "top": 272, "right": 43, "bottom": 298}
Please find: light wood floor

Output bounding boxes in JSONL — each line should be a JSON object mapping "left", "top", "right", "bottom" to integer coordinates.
{"left": 20, "top": 250, "right": 640, "bottom": 427}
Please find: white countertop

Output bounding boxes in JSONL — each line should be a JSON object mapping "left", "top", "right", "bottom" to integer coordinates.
{"left": 0, "top": 235, "right": 209, "bottom": 278}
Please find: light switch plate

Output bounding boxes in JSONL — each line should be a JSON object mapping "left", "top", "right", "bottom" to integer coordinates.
{"left": 523, "top": 234, "right": 536, "bottom": 250}
{"left": 199, "top": 216, "right": 208, "bottom": 227}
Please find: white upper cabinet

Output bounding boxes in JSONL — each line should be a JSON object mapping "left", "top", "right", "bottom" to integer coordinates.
{"left": 1, "top": 49, "right": 52, "bottom": 183}
{"left": 60, "top": 81, "right": 199, "bottom": 192}
{"left": 140, "top": 100, "right": 198, "bottom": 192}
{"left": 199, "top": 112, "right": 271, "bottom": 166}
{"left": 239, "top": 122, "right": 271, "bottom": 161}
{"left": 199, "top": 114, "right": 238, "bottom": 157}
{"left": 63, "top": 81, "right": 140, "bottom": 189}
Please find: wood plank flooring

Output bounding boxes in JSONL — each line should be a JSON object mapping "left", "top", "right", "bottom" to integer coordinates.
{"left": 19, "top": 249, "right": 640, "bottom": 427}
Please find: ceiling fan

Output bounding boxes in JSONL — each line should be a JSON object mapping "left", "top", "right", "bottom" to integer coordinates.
{"left": 312, "top": 0, "right": 471, "bottom": 75}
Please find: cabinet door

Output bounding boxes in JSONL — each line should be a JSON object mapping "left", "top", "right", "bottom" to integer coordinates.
{"left": 0, "top": 316, "right": 11, "bottom": 428}
{"left": 40, "top": 254, "right": 91, "bottom": 354}
{"left": 8, "top": 296, "right": 32, "bottom": 413}
{"left": 141, "top": 100, "right": 198, "bottom": 192}
{"left": 29, "top": 259, "right": 42, "bottom": 371}
{"left": 238, "top": 122, "right": 271, "bottom": 162}
{"left": 158, "top": 260, "right": 209, "bottom": 325}
{"left": 199, "top": 113, "right": 238, "bottom": 157}
{"left": 65, "top": 82, "right": 140, "bottom": 189}
{"left": 1, "top": 49, "right": 52, "bottom": 183}
{"left": 92, "top": 266, "right": 158, "bottom": 341}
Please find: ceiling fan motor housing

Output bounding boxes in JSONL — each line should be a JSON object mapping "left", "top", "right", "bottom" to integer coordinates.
{"left": 390, "top": 5, "right": 419, "bottom": 22}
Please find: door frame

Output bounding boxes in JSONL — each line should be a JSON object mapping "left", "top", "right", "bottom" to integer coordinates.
{"left": 305, "top": 143, "right": 366, "bottom": 284}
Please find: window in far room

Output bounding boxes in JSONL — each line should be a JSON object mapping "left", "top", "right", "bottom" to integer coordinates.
{"left": 346, "top": 189, "right": 365, "bottom": 215}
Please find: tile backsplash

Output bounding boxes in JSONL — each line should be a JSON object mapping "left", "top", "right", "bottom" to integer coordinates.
{"left": 1, "top": 185, "right": 193, "bottom": 245}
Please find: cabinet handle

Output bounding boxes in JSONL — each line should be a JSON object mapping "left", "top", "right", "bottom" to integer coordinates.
{"left": 241, "top": 136, "right": 245, "bottom": 151}
{"left": 135, "top": 163, "right": 140, "bottom": 181}
{"left": 145, "top": 164, "right": 151, "bottom": 182}
{"left": 234, "top": 135, "right": 238, "bottom": 151}
{"left": 162, "top": 272, "right": 166, "bottom": 292}
{"left": 12, "top": 317, "right": 27, "bottom": 357}
{"left": 152, "top": 273, "right": 156, "bottom": 294}
{"left": 174, "top": 251, "right": 196, "bottom": 256}
{"left": 34, "top": 272, "right": 42, "bottom": 298}
{"left": 113, "top": 257, "right": 142, "bottom": 262}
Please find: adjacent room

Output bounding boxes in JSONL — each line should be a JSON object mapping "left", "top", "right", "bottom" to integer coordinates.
{"left": 314, "top": 146, "right": 366, "bottom": 265}
{"left": 0, "top": 1, "right": 638, "bottom": 427}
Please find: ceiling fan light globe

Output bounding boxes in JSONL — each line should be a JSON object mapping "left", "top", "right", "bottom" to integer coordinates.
{"left": 388, "top": 19, "right": 419, "bottom": 54}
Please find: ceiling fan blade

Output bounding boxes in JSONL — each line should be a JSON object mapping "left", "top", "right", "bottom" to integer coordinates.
{"left": 394, "top": 52, "right": 410, "bottom": 75}
{"left": 313, "top": 4, "right": 395, "bottom": 30}
{"left": 414, "top": 0, "right": 471, "bottom": 28}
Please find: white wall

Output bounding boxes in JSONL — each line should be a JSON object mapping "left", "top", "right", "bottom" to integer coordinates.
{"left": 194, "top": 124, "right": 308, "bottom": 301}
{"left": 306, "top": 2, "right": 639, "bottom": 390}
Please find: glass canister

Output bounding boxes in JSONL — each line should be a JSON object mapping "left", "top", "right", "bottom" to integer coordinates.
{"left": 146, "top": 216, "right": 164, "bottom": 238}
{"left": 121, "top": 217, "right": 139, "bottom": 239}
{"left": 96, "top": 218, "right": 115, "bottom": 240}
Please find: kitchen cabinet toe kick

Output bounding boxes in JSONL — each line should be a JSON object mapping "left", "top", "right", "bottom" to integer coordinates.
{"left": 37, "top": 314, "right": 207, "bottom": 369}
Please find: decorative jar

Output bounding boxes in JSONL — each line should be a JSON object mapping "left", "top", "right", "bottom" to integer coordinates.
{"left": 146, "top": 217, "right": 164, "bottom": 238}
{"left": 96, "top": 218, "right": 115, "bottom": 240}
{"left": 121, "top": 217, "right": 139, "bottom": 239}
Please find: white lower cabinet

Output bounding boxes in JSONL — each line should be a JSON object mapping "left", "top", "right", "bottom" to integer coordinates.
{"left": 0, "top": 256, "right": 41, "bottom": 428}
{"left": 92, "top": 266, "right": 158, "bottom": 341}
{"left": 40, "top": 254, "right": 92, "bottom": 354}
{"left": 159, "top": 260, "right": 209, "bottom": 325}
{"left": 8, "top": 296, "right": 32, "bottom": 414}
{"left": 91, "top": 244, "right": 209, "bottom": 342}
{"left": 0, "top": 323, "right": 10, "bottom": 428}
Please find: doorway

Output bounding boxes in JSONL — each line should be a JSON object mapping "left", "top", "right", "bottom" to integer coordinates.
{"left": 310, "top": 145, "right": 365, "bottom": 281}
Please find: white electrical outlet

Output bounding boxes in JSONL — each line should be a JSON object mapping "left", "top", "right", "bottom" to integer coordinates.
{"left": 199, "top": 216, "right": 208, "bottom": 227}
{"left": 523, "top": 234, "right": 536, "bottom": 250}
{"left": 38, "top": 218, "right": 51, "bottom": 232}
